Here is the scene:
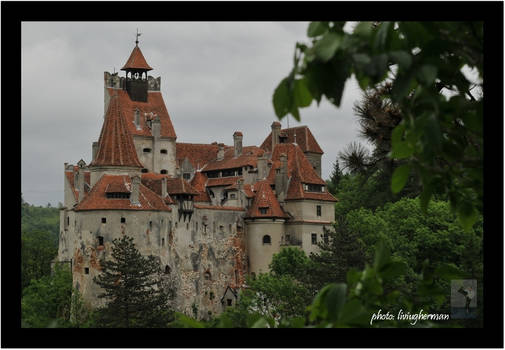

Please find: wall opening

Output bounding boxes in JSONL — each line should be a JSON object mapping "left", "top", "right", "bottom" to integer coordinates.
{"left": 317, "top": 205, "right": 322, "bottom": 217}
{"left": 121, "top": 217, "right": 126, "bottom": 223}
{"left": 101, "top": 217, "right": 106, "bottom": 223}
{"left": 141, "top": 168, "right": 148, "bottom": 173}
{"left": 160, "top": 149, "right": 168, "bottom": 154}
{"left": 98, "top": 236, "right": 104, "bottom": 246}
{"left": 164, "top": 265, "right": 171, "bottom": 274}
{"left": 143, "top": 148, "right": 152, "bottom": 153}
{"left": 84, "top": 267, "right": 89, "bottom": 274}
{"left": 262, "top": 235, "right": 271, "bottom": 245}
{"left": 311, "top": 233, "right": 317, "bottom": 245}
{"left": 160, "top": 169, "right": 168, "bottom": 174}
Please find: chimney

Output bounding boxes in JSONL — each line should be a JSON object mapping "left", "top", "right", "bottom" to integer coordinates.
{"left": 161, "top": 176, "right": 168, "bottom": 199}
{"left": 275, "top": 153, "right": 288, "bottom": 202}
{"left": 76, "top": 160, "right": 86, "bottom": 203}
{"left": 92, "top": 142, "right": 98, "bottom": 162}
{"left": 151, "top": 115, "right": 161, "bottom": 138}
{"left": 271, "top": 121, "right": 281, "bottom": 150}
{"left": 130, "top": 175, "right": 141, "bottom": 205}
{"left": 257, "top": 154, "right": 267, "bottom": 179}
{"left": 233, "top": 131, "right": 243, "bottom": 157}
{"left": 217, "top": 143, "right": 225, "bottom": 161}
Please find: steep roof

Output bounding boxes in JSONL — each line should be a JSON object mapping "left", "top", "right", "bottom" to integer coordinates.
{"left": 285, "top": 168, "right": 337, "bottom": 202}
{"left": 202, "top": 146, "right": 264, "bottom": 172}
{"left": 246, "top": 180, "right": 288, "bottom": 219}
{"left": 90, "top": 94, "right": 143, "bottom": 168}
{"left": 206, "top": 176, "right": 242, "bottom": 188}
{"left": 121, "top": 45, "right": 153, "bottom": 71}
{"left": 140, "top": 173, "right": 175, "bottom": 204}
{"left": 166, "top": 177, "right": 200, "bottom": 195}
{"left": 65, "top": 168, "right": 91, "bottom": 201}
{"left": 260, "top": 125, "right": 324, "bottom": 154}
{"left": 190, "top": 171, "right": 211, "bottom": 202}
{"left": 176, "top": 143, "right": 220, "bottom": 170}
{"left": 106, "top": 88, "right": 177, "bottom": 139}
{"left": 75, "top": 175, "right": 171, "bottom": 211}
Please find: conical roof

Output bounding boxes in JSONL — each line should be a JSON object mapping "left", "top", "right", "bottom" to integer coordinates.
{"left": 90, "top": 94, "right": 143, "bottom": 168}
{"left": 121, "top": 45, "right": 153, "bottom": 71}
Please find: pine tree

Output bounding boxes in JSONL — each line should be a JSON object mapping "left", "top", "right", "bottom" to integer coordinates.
{"left": 93, "top": 235, "right": 174, "bottom": 328}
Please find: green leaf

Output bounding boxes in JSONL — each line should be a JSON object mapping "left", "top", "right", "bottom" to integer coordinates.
{"left": 324, "top": 283, "right": 347, "bottom": 322}
{"left": 399, "top": 22, "right": 433, "bottom": 47}
{"left": 417, "top": 65, "right": 438, "bottom": 85}
{"left": 338, "top": 299, "right": 370, "bottom": 327}
{"left": 272, "top": 78, "right": 291, "bottom": 119}
{"left": 391, "top": 164, "right": 411, "bottom": 194}
{"left": 314, "top": 32, "right": 342, "bottom": 62}
{"left": 389, "top": 51, "right": 412, "bottom": 70}
{"left": 392, "top": 71, "right": 413, "bottom": 102}
{"left": 419, "top": 186, "right": 433, "bottom": 213}
{"left": 457, "top": 201, "right": 478, "bottom": 231}
{"left": 353, "top": 22, "right": 373, "bottom": 38}
{"left": 373, "top": 241, "right": 390, "bottom": 271}
{"left": 251, "top": 317, "right": 269, "bottom": 328}
{"left": 293, "top": 78, "right": 313, "bottom": 108}
{"left": 391, "top": 124, "right": 414, "bottom": 159}
{"left": 423, "top": 113, "right": 442, "bottom": 150}
{"left": 379, "top": 261, "right": 407, "bottom": 280}
{"left": 373, "top": 22, "right": 392, "bottom": 51}
{"left": 307, "top": 21, "right": 329, "bottom": 37}
{"left": 435, "top": 263, "right": 465, "bottom": 280}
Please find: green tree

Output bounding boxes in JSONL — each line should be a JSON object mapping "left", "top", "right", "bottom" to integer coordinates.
{"left": 326, "top": 158, "right": 343, "bottom": 195}
{"left": 21, "top": 264, "right": 73, "bottom": 328}
{"left": 273, "top": 21, "right": 483, "bottom": 229}
{"left": 93, "top": 235, "right": 174, "bottom": 328}
{"left": 21, "top": 230, "right": 58, "bottom": 290}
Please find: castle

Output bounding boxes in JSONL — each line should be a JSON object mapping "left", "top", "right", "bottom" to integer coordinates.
{"left": 57, "top": 40, "right": 336, "bottom": 319}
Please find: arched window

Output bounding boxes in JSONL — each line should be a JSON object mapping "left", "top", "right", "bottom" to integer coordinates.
{"left": 262, "top": 235, "right": 271, "bottom": 245}
{"left": 160, "top": 169, "right": 167, "bottom": 174}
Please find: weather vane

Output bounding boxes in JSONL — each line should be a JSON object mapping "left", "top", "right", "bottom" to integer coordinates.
{"left": 135, "top": 28, "right": 142, "bottom": 46}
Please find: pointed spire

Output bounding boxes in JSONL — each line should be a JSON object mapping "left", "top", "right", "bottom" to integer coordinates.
{"left": 90, "top": 94, "right": 143, "bottom": 168}
{"left": 121, "top": 45, "right": 153, "bottom": 71}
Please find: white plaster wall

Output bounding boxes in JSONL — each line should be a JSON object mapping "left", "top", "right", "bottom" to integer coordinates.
{"left": 245, "top": 219, "right": 284, "bottom": 275}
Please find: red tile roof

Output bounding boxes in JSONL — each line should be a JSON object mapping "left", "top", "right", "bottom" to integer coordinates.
{"left": 285, "top": 168, "right": 337, "bottom": 202}
{"left": 139, "top": 173, "right": 175, "bottom": 204}
{"left": 90, "top": 94, "right": 143, "bottom": 168}
{"left": 261, "top": 125, "right": 324, "bottom": 154}
{"left": 206, "top": 176, "right": 242, "bottom": 187}
{"left": 176, "top": 143, "right": 220, "bottom": 170}
{"left": 65, "top": 169, "right": 91, "bottom": 201}
{"left": 202, "top": 146, "right": 264, "bottom": 172}
{"left": 190, "top": 171, "right": 211, "bottom": 202}
{"left": 246, "top": 180, "right": 288, "bottom": 219}
{"left": 242, "top": 184, "right": 255, "bottom": 198}
{"left": 75, "top": 175, "right": 171, "bottom": 211}
{"left": 193, "top": 204, "right": 245, "bottom": 211}
{"left": 107, "top": 88, "right": 177, "bottom": 139}
{"left": 166, "top": 177, "right": 200, "bottom": 195}
{"left": 121, "top": 45, "right": 153, "bottom": 71}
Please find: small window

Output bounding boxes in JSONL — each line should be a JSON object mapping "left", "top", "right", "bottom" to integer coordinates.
{"left": 259, "top": 208, "right": 268, "bottom": 215}
{"left": 162, "top": 238, "right": 165, "bottom": 246}
{"left": 164, "top": 265, "right": 171, "bottom": 274}
{"left": 160, "top": 169, "right": 168, "bottom": 174}
{"left": 311, "top": 233, "right": 317, "bottom": 245}
{"left": 262, "top": 235, "right": 271, "bottom": 245}
{"left": 183, "top": 173, "right": 191, "bottom": 180}
{"left": 143, "top": 148, "right": 151, "bottom": 153}
{"left": 204, "top": 271, "right": 211, "bottom": 280}
{"left": 141, "top": 168, "right": 148, "bottom": 173}
{"left": 149, "top": 221, "right": 153, "bottom": 230}
{"left": 160, "top": 149, "right": 168, "bottom": 154}
{"left": 101, "top": 217, "right": 106, "bottom": 223}
{"left": 121, "top": 217, "right": 126, "bottom": 223}
{"left": 227, "top": 299, "right": 232, "bottom": 306}
{"left": 84, "top": 267, "right": 89, "bottom": 274}
{"left": 98, "top": 236, "right": 104, "bottom": 246}
{"left": 67, "top": 216, "right": 69, "bottom": 226}
{"left": 230, "top": 193, "right": 236, "bottom": 199}
{"left": 317, "top": 205, "right": 322, "bottom": 217}
{"left": 209, "top": 291, "right": 214, "bottom": 300}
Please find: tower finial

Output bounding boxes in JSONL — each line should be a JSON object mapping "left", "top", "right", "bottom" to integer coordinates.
{"left": 135, "top": 28, "right": 142, "bottom": 46}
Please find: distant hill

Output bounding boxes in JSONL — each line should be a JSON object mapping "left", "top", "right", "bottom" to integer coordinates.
{"left": 21, "top": 199, "right": 59, "bottom": 246}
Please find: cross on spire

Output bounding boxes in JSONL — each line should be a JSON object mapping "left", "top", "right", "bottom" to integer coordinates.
{"left": 135, "top": 28, "right": 142, "bottom": 46}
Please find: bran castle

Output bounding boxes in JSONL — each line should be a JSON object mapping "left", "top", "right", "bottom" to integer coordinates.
{"left": 57, "top": 40, "right": 336, "bottom": 319}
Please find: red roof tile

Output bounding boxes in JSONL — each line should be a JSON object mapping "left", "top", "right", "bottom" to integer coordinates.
{"left": 193, "top": 204, "right": 245, "bottom": 211}
{"left": 90, "top": 94, "right": 143, "bottom": 168}
{"left": 202, "top": 146, "right": 264, "bottom": 172}
{"left": 206, "top": 176, "right": 242, "bottom": 187}
{"left": 246, "top": 180, "right": 288, "bottom": 219}
{"left": 75, "top": 175, "right": 171, "bottom": 211}
{"left": 285, "top": 168, "right": 337, "bottom": 202}
{"left": 176, "top": 143, "right": 219, "bottom": 169}
{"left": 65, "top": 170, "right": 91, "bottom": 201}
{"left": 261, "top": 125, "right": 324, "bottom": 154}
{"left": 121, "top": 45, "right": 153, "bottom": 71}
{"left": 107, "top": 88, "right": 177, "bottom": 139}
{"left": 166, "top": 177, "right": 200, "bottom": 195}
{"left": 190, "top": 171, "right": 211, "bottom": 202}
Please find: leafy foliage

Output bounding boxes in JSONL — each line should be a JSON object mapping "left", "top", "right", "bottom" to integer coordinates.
{"left": 274, "top": 21, "right": 483, "bottom": 229}
{"left": 21, "top": 230, "right": 58, "bottom": 290}
{"left": 93, "top": 235, "right": 174, "bottom": 328}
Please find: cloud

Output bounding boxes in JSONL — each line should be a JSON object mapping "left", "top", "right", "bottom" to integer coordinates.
{"left": 21, "top": 22, "right": 363, "bottom": 206}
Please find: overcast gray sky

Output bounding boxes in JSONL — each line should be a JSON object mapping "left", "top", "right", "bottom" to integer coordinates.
{"left": 22, "top": 22, "right": 365, "bottom": 206}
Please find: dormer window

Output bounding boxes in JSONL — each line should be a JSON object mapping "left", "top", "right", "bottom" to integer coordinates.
{"left": 259, "top": 208, "right": 268, "bottom": 215}
{"left": 143, "top": 148, "right": 151, "bottom": 153}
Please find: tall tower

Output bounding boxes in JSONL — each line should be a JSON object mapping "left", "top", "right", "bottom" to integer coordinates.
{"left": 120, "top": 31, "right": 153, "bottom": 102}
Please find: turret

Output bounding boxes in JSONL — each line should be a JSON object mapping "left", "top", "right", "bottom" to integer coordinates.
{"left": 120, "top": 33, "right": 153, "bottom": 103}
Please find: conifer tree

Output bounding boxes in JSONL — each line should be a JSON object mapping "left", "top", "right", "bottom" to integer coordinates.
{"left": 93, "top": 235, "right": 174, "bottom": 328}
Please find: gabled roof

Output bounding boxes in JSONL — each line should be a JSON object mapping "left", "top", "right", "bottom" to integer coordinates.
{"left": 106, "top": 88, "right": 177, "bottom": 139}
{"left": 90, "top": 94, "right": 143, "bottom": 168}
{"left": 260, "top": 125, "right": 324, "bottom": 154}
{"left": 176, "top": 143, "right": 220, "bottom": 170}
{"left": 202, "top": 146, "right": 264, "bottom": 172}
{"left": 140, "top": 173, "right": 175, "bottom": 204}
{"left": 75, "top": 175, "right": 171, "bottom": 211}
{"left": 190, "top": 171, "right": 211, "bottom": 202}
{"left": 121, "top": 45, "right": 153, "bottom": 71}
{"left": 285, "top": 167, "right": 337, "bottom": 202}
{"left": 246, "top": 180, "right": 288, "bottom": 219}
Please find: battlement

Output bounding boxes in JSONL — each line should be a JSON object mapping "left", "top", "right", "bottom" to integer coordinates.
{"left": 104, "top": 71, "right": 161, "bottom": 91}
